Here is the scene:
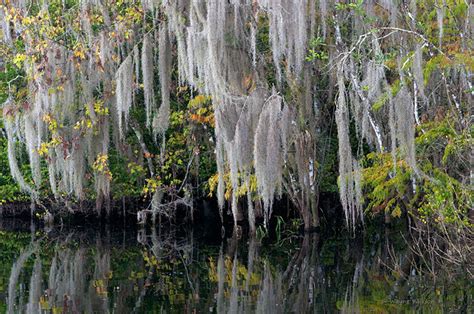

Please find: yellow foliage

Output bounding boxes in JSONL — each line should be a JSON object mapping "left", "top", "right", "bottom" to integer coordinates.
{"left": 93, "top": 100, "right": 109, "bottom": 116}
{"left": 73, "top": 43, "right": 86, "bottom": 60}
{"left": 13, "top": 53, "right": 26, "bottom": 68}
{"left": 42, "top": 114, "right": 58, "bottom": 132}
{"left": 93, "top": 153, "right": 112, "bottom": 179}
{"left": 37, "top": 142, "right": 50, "bottom": 157}
{"left": 208, "top": 172, "right": 258, "bottom": 199}
{"left": 142, "top": 177, "right": 161, "bottom": 194}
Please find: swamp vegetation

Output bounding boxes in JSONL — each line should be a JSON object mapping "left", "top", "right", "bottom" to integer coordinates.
{"left": 0, "top": 0, "right": 472, "bottom": 312}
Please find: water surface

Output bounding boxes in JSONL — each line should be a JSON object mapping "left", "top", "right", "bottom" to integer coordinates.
{"left": 0, "top": 219, "right": 471, "bottom": 313}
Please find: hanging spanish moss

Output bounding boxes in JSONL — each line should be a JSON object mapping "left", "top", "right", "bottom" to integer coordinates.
{"left": 142, "top": 34, "right": 155, "bottom": 128}
{"left": 115, "top": 54, "right": 134, "bottom": 138}
{"left": 3, "top": 103, "right": 37, "bottom": 198}
{"left": 254, "top": 92, "right": 290, "bottom": 227}
{"left": 0, "top": 5, "right": 12, "bottom": 45}
{"left": 153, "top": 23, "right": 171, "bottom": 140}
{"left": 335, "top": 67, "right": 363, "bottom": 229}
{"left": 0, "top": 0, "right": 471, "bottom": 236}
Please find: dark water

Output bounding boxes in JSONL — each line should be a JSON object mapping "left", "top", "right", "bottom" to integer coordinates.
{"left": 0, "top": 218, "right": 471, "bottom": 313}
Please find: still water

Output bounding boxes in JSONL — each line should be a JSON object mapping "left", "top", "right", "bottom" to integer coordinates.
{"left": 0, "top": 218, "right": 471, "bottom": 313}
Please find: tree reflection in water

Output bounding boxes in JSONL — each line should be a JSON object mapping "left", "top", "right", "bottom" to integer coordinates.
{"left": 1, "top": 222, "right": 471, "bottom": 313}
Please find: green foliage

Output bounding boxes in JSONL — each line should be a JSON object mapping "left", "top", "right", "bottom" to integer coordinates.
{"left": 335, "top": 0, "right": 364, "bottom": 15}
{"left": 363, "top": 116, "right": 472, "bottom": 226}
{"left": 256, "top": 225, "right": 268, "bottom": 241}
{"left": 0, "top": 63, "right": 23, "bottom": 104}
{"left": 318, "top": 134, "right": 339, "bottom": 194}
{"left": 109, "top": 150, "right": 144, "bottom": 199}
{"left": 415, "top": 117, "right": 470, "bottom": 165}
{"left": 306, "top": 37, "right": 328, "bottom": 62}
{"left": 416, "top": 166, "right": 470, "bottom": 225}
{"left": 413, "top": 117, "right": 472, "bottom": 225}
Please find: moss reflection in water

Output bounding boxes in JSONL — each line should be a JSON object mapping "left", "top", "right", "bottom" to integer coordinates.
{"left": 0, "top": 221, "right": 471, "bottom": 313}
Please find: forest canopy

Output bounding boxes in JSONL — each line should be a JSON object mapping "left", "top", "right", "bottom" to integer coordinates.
{"left": 0, "top": 0, "right": 472, "bottom": 240}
